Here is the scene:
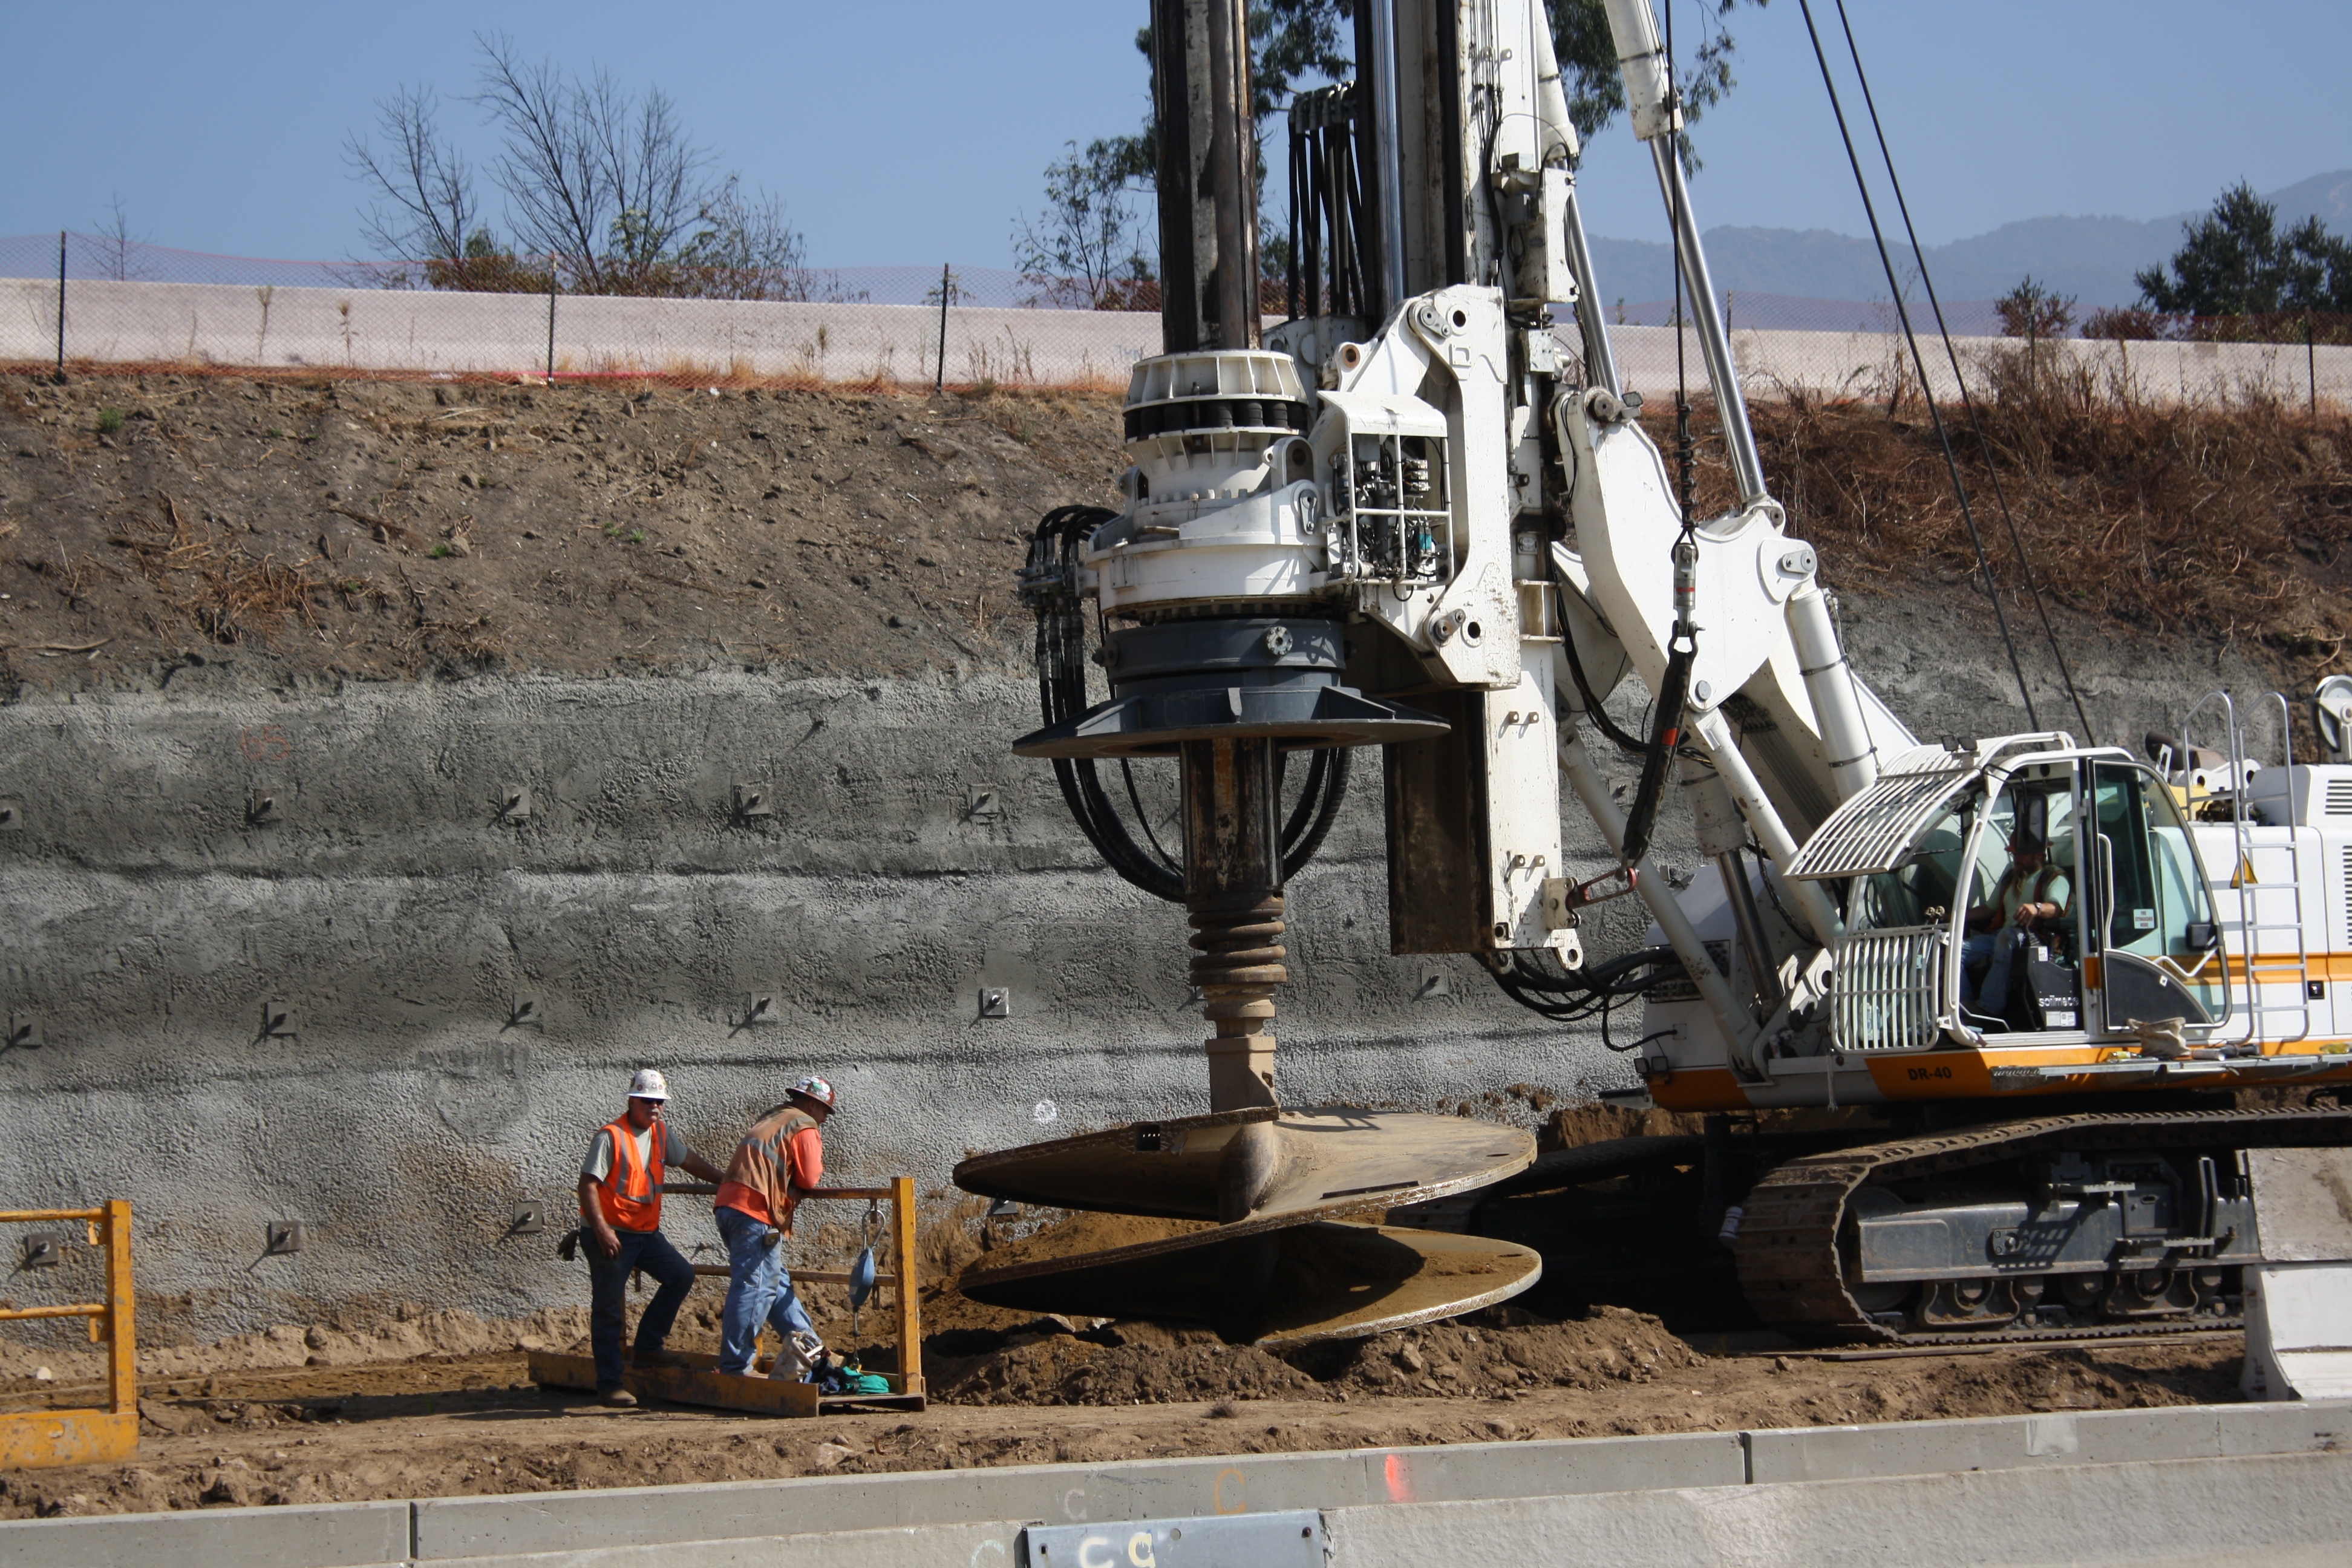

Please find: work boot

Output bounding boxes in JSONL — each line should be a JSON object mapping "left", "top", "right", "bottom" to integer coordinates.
{"left": 596, "top": 1387, "right": 638, "bottom": 1408}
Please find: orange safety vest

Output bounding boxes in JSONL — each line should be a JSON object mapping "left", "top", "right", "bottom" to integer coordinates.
{"left": 594, "top": 1119, "right": 664, "bottom": 1232}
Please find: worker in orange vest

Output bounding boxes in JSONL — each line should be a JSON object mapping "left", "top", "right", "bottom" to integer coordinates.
{"left": 576, "top": 1068, "right": 727, "bottom": 1405}
{"left": 713, "top": 1075, "right": 837, "bottom": 1379}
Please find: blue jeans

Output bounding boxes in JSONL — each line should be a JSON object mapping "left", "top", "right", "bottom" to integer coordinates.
{"left": 586, "top": 1226, "right": 696, "bottom": 1393}
{"left": 1962, "top": 928, "right": 2027, "bottom": 1018}
{"left": 715, "top": 1206, "right": 818, "bottom": 1378}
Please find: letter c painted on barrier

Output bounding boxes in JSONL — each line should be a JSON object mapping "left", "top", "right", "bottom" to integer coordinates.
{"left": 969, "top": 1543, "right": 1008, "bottom": 1567}
{"left": 1214, "top": 1466, "right": 1246, "bottom": 1514}
{"left": 1077, "top": 1534, "right": 1115, "bottom": 1568}
{"left": 1063, "top": 1486, "right": 1088, "bottom": 1521}
{"left": 1127, "top": 1531, "right": 1157, "bottom": 1567}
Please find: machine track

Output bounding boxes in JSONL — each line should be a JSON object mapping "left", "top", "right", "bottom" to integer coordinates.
{"left": 1736, "top": 1107, "right": 2352, "bottom": 1344}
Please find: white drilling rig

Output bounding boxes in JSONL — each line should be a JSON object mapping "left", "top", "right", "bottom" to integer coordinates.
{"left": 959, "top": 0, "right": 2352, "bottom": 1371}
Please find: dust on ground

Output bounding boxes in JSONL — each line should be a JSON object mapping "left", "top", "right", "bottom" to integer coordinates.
{"left": 0, "top": 373, "right": 1123, "bottom": 691}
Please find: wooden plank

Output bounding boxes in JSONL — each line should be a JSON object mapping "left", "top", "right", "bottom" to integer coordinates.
{"left": 0, "top": 1409, "right": 138, "bottom": 1469}
{"left": 894, "top": 1175, "right": 924, "bottom": 1396}
{"left": 524, "top": 1351, "right": 924, "bottom": 1416}
{"left": 528, "top": 1350, "right": 822, "bottom": 1417}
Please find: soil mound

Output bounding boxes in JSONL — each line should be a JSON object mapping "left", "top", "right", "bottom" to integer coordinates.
{"left": 924, "top": 1303, "right": 1703, "bottom": 1409}
{"left": 0, "top": 1304, "right": 590, "bottom": 1387}
{"left": 934, "top": 1321, "right": 1323, "bottom": 1406}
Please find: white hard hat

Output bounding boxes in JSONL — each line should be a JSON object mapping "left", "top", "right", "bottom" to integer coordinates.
{"left": 628, "top": 1068, "right": 670, "bottom": 1102}
{"left": 789, "top": 1074, "right": 837, "bottom": 1110}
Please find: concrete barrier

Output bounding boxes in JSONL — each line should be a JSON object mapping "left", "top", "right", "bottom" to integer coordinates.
{"left": 7, "top": 1402, "right": 2348, "bottom": 1567}
{"left": 1325, "top": 1450, "right": 2352, "bottom": 1568}
{"left": 1743, "top": 1398, "right": 2352, "bottom": 1484}
{"left": 408, "top": 1431, "right": 1741, "bottom": 1558}
{"left": 5, "top": 274, "right": 2346, "bottom": 406}
{"left": 0, "top": 1497, "right": 408, "bottom": 1568}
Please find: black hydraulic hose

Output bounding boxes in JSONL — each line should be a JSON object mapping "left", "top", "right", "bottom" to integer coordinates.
{"left": 1554, "top": 584, "right": 1650, "bottom": 757}
{"left": 1028, "top": 506, "right": 1184, "bottom": 901}
{"left": 1616, "top": 636, "right": 1691, "bottom": 869}
{"left": 1280, "top": 746, "right": 1351, "bottom": 880}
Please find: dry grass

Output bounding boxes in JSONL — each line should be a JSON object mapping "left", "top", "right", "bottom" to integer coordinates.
{"left": 1652, "top": 354, "right": 2352, "bottom": 667}
{"left": 110, "top": 495, "right": 329, "bottom": 645}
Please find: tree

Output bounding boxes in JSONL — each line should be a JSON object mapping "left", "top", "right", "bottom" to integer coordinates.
{"left": 1013, "top": 141, "right": 1155, "bottom": 309}
{"left": 345, "top": 84, "right": 491, "bottom": 284}
{"left": 1996, "top": 276, "right": 2075, "bottom": 341}
{"left": 2134, "top": 181, "right": 2352, "bottom": 319}
{"left": 1053, "top": 2, "right": 1764, "bottom": 293}
{"left": 90, "top": 194, "right": 154, "bottom": 282}
{"left": 345, "top": 36, "right": 809, "bottom": 299}
{"left": 1549, "top": 0, "right": 1769, "bottom": 149}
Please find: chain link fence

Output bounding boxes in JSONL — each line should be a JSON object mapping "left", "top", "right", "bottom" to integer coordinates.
{"left": 4, "top": 232, "right": 2347, "bottom": 410}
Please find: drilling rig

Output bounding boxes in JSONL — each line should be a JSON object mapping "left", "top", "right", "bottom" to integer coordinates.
{"left": 959, "top": 0, "right": 2352, "bottom": 1354}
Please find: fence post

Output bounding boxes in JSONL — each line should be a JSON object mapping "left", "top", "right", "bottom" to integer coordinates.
{"left": 2308, "top": 315, "right": 2318, "bottom": 421}
{"left": 546, "top": 256, "right": 558, "bottom": 387}
{"left": 55, "top": 230, "right": 66, "bottom": 381}
{"left": 935, "top": 262, "right": 952, "bottom": 393}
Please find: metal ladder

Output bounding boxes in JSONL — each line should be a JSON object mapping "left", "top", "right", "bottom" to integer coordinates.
{"left": 2184, "top": 692, "right": 2311, "bottom": 1045}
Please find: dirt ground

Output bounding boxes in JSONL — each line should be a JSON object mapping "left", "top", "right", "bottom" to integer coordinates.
{"left": 0, "top": 372, "right": 1123, "bottom": 691}
{"left": 0, "top": 1299, "right": 2242, "bottom": 1520}
{"left": 0, "top": 1198, "right": 2253, "bottom": 1520}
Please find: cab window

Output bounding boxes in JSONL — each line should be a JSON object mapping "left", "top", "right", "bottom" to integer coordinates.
{"left": 1848, "top": 785, "right": 1980, "bottom": 932}
{"left": 2089, "top": 762, "right": 2224, "bottom": 1010}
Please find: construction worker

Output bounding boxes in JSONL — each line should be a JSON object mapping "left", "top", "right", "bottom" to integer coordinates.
{"left": 577, "top": 1068, "right": 727, "bottom": 1406}
{"left": 1962, "top": 829, "right": 2073, "bottom": 1020}
{"left": 712, "top": 1075, "right": 837, "bottom": 1380}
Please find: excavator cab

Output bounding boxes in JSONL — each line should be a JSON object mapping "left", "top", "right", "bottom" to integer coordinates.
{"left": 1941, "top": 752, "right": 2224, "bottom": 1042}
{"left": 1800, "top": 738, "right": 2229, "bottom": 1056}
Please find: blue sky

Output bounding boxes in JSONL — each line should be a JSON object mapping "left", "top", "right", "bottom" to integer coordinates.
{"left": 2, "top": 1, "right": 2345, "bottom": 267}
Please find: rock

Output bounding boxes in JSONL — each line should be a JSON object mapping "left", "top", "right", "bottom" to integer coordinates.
{"left": 31, "top": 1366, "right": 52, "bottom": 1382}
{"left": 813, "top": 1442, "right": 855, "bottom": 1469}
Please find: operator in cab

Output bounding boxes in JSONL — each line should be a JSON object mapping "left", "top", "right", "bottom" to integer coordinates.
{"left": 576, "top": 1068, "right": 727, "bottom": 1406}
{"left": 1962, "top": 829, "right": 2071, "bottom": 1021}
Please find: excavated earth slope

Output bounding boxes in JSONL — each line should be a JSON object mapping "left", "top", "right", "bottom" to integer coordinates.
{"left": 0, "top": 372, "right": 2339, "bottom": 1517}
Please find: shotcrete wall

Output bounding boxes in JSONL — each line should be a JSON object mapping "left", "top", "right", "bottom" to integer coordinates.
{"left": 0, "top": 597, "right": 2291, "bottom": 1339}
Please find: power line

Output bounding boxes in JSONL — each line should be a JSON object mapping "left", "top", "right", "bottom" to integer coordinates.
{"left": 1793, "top": 0, "right": 2040, "bottom": 731}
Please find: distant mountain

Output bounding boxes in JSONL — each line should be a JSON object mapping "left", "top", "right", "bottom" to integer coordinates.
{"left": 1584, "top": 168, "right": 2352, "bottom": 314}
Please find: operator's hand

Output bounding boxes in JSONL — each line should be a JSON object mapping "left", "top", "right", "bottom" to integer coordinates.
{"left": 2012, "top": 900, "right": 2043, "bottom": 929}
{"left": 591, "top": 1220, "right": 621, "bottom": 1259}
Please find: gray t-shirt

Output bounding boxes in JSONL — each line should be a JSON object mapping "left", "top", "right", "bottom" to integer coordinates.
{"left": 580, "top": 1120, "right": 690, "bottom": 1184}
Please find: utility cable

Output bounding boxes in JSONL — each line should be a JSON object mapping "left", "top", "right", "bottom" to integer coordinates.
{"left": 1828, "top": 0, "right": 2092, "bottom": 740}
{"left": 1794, "top": 0, "right": 2041, "bottom": 731}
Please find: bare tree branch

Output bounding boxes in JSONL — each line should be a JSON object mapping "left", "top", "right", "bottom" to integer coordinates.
{"left": 342, "top": 84, "right": 480, "bottom": 277}
{"left": 92, "top": 193, "right": 152, "bottom": 282}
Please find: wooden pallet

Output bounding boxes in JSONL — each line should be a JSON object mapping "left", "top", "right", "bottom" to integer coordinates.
{"left": 527, "top": 1349, "right": 926, "bottom": 1416}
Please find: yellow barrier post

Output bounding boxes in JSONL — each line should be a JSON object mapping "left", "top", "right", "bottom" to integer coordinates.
{"left": 0, "top": 1201, "right": 138, "bottom": 1468}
